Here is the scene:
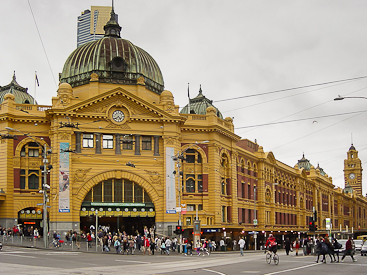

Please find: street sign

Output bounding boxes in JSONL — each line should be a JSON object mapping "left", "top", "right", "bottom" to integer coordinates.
{"left": 326, "top": 218, "right": 331, "bottom": 230}
{"left": 253, "top": 219, "right": 258, "bottom": 225}
{"left": 176, "top": 207, "right": 182, "bottom": 212}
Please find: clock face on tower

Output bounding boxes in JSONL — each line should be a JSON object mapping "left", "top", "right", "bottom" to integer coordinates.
{"left": 112, "top": 110, "right": 125, "bottom": 122}
{"left": 349, "top": 173, "right": 355, "bottom": 180}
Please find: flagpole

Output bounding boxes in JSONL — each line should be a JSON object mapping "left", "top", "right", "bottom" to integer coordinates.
{"left": 188, "top": 83, "right": 190, "bottom": 114}
{"left": 34, "top": 71, "right": 37, "bottom": 104}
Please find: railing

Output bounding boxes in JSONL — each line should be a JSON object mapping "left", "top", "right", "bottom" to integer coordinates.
{"left": 15, "top": 104, "right": 52, "bottom": 112}
{"left": 0, "top": 235, "right": 104, "bottom": 252}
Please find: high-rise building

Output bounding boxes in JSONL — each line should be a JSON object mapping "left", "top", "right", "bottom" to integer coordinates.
{"left": 77, "top": 6, "right": 117, "bottom": 47}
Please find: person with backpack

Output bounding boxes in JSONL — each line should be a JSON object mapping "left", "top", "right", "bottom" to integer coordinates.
{"left": 265, "top": 234, "right": 277, "bottom": 255}
{"left": 114, "top": 238, "right": 121, "bottom": 254}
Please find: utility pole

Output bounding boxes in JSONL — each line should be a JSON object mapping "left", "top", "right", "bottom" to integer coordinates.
{"left": 42, "top": 143, "right": 48, "bottom": 248}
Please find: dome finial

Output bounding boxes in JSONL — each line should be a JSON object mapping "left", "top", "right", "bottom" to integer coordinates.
{"left": 13, "top": 71, "right": 16, "bottom": 81}
{"left": 104, "top": 1, "right": 121, "bottom": 37}
{"left": 199, "top": 84, "right": 202, "bottom": 94}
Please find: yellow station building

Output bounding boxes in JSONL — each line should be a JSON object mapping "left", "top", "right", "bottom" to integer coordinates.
{"left": 1, "top": 8, "right": 367, "bottom": 246}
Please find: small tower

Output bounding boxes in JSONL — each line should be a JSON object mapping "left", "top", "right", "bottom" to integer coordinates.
{"left": 344, "top": 144, "right": 363, "bottom": 196}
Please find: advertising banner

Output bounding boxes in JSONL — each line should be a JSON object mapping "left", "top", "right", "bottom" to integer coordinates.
{"left": 59, "top": 142, "right": 70, "bottom": 212}
{"left": 166, "top": 147, "right": 176, "bottom": 213}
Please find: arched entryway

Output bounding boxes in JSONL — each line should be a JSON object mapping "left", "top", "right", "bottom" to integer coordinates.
{"left": 76, "top": 170, "right": 160, "bottom": 235}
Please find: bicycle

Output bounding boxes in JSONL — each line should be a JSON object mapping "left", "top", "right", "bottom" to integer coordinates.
{"left": 49, "top": 239, "right": 63, "bottom": 249}
{"left": 265, "top": 250, "right": 279, "bottom": 265}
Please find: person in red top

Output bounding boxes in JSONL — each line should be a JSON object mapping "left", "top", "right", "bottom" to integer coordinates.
{"left": 265, "top": 234, "right": 277, "bottom": 254}
{"left": 143, "top": 237, "right": 151, "bottom": 255}
{"left": 341, "top": 236, "right": 357, "bottom": 262}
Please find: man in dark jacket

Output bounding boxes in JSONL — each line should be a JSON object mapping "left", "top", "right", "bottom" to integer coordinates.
{"left": 341, "top": 237, "right": 357, "bottom": 262}
{"left": 284, "top": 237, "right": 291, "bottom": 255}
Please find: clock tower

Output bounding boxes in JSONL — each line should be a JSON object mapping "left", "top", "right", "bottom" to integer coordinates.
{"left": 344, "top": 144, "right": 363, "bottom": 196}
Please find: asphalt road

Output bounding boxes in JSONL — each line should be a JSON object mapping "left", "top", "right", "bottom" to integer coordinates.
{"left": 0, "top": 245, "right": 366, "bottom": 275}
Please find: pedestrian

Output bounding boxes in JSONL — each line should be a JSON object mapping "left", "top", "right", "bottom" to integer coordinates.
{"left": 114, "top": 238, "right": 121, "bottom": 253}
{"left": 284, "top": 237, "right": 291, "bottom": 255}
{"left": 186, "top": 240, "right": 193, "bottom": 256}
{"left": 238, "top": 237, "right": 246, "bottom": 256}
{"left": 165, "top": 237, "right": 171, "bottom": 255}
{"left": 293, "top": 238, "right": 300, "bottom": 256}
{"left": 333, "top": 238, "right": 341, "bottom": 262}
{"left": 150, "top": 239, "right": 156, "bottom": 255}
{"left": 341, "top": 237, "right": 357, "bottom": 262}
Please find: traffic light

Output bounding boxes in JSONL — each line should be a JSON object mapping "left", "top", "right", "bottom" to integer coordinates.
{"left": 314, "top": 224, "right": 318, "bottom": 231}
{"left": 175, "top": 225, "right": 184, "bottom": 234}
{"left": 309, "top": 217, "right": 315, "bottom": 231}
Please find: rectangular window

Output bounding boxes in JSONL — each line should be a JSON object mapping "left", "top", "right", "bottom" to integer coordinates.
{"left": 134, "top": 184, "right": 143, "bottom": 203}
{"left": 124, "top": 180, "right": 133, "bottom": 202}
{"left": 122, "top": 135, "right": 133, "bottom": 150}
{"left": 187, "top": 204, "right": 195, "bottom": 211}
{"left": 93, "top": 183, "right": 102, "bottom": 202}
{"left": 83, "top": 134, "right": 94, "bottom": 148}
{"left": 186, "top": 216, "right": 192, "bottom": 226}
{"left": 104, "top": 179, "right": 113, "bottom": 202}
{"left": 222, "top": 206, "right": 226, "bottom": 222}
{"left": 142, "top": 136, "right": 152, "bottom": 150}
{"left": 20, "top": 169, "right": 26, "bottom": 189}
{"left": 198, "top": 175, "right": 203, "bottom": 192}
{"left": 102, "top": 135, "right": 114, "bottom": 149}
{"left": 28, "top": 149, "right": 39, "bottom": 157}
{"left": 198, "top": 204, "right": 203, "bottom": 211}
{"left": 114, "top": 179, "right": 122, "bottom": 202}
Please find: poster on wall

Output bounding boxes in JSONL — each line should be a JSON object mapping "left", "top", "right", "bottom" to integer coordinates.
{"left": 59, "top": 142, "right": 70, "bottom": 212}
{"left": 166, "top": 147, "right": 176, "bottom": 214}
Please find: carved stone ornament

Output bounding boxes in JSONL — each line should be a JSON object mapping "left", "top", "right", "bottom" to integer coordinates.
{"left": 145, "top": 170, "right": 162, "bottom": 185}
{"left": 163, "top": 136, "right": 177, "bottom": 145}
{"left": 137, "top": 76, "right": 145, "bottom": 85}
{"left": 105, "top": 123, "right": 131, "bottom": 129}
{"left": 90, "top": 73, "right": 99, "bottom": 82}
{"left": 59, "top": 132, "right": 71, "bottom": 140}
{"left": 75, "top": 168, "right": 92, "bottom": 182}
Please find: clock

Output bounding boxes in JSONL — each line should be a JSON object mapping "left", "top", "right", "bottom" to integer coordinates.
{"left": 112, "top": 110, "right": 125, "bottom": 122}
{"left": 349, "top": 173, "right": 355, "bottom": 180}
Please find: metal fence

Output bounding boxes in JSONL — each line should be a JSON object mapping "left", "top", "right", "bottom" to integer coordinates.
{"left": 1, "top": 235, "right": 105, "bottom": 252}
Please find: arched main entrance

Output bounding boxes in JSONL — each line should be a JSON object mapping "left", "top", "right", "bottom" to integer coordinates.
{"left": 80, "top": 178, "right": 156, "bottom": 235}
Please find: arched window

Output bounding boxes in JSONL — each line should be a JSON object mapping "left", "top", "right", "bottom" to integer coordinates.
{"left": 85, "top": 179, "right": 152, "bottom": 203}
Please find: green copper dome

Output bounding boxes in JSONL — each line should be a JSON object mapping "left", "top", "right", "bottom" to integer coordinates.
{"left": 180, "top": 86, "right": 223, "bottom": 119}
{"left": 0, "top": 72, "right": 36, "bottom": 104}
{"left": 60, "top": 8, "right": 164, "bottom": 94}
{"left": 296, "top": 154, "right": 313, "bottom": 171}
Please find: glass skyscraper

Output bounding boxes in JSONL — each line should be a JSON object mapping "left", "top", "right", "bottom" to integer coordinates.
{"left": 77, "top": 6, "right": 116, "bottom": 47}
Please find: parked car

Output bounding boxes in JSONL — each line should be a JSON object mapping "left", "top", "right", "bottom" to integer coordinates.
{"left": 354, "top": 239, "right": 364, "bottom": 252}
{"left": 337, "top": 239, "right": 355, "bottom": 255}
{"left": 361, "top": 242, "right": 367, "bottom": 256}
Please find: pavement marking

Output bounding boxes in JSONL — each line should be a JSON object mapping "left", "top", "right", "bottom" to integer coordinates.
{"left": 2, "top": 253, "right": 37, "bottom": 259}
{"left": 115, "top": 259, "right": 151, "bottom": 264}
{"left": 263, "top": 263, "right": 320, "bottom": 275}
{"left": 202, "top": 268, "right": 226, "bottom": 275}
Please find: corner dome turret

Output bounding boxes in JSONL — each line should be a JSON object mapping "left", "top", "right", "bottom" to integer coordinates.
{"left": 180, "top": 85, "right": 223, "bottom": 118}
{"left": 0, "top": 72, "right": 36, "bottom": 104}
{"left": 60, "top": 8, "right": 164, "bottom": 94}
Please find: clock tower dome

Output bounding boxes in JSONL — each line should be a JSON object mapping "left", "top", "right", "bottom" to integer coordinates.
{"left": 344, "top": 144, "right": 363, "bottom": 196}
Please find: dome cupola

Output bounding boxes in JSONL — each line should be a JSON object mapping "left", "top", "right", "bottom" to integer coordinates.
{"left": 60, "top": 8, "right": 164, "bottom": 94}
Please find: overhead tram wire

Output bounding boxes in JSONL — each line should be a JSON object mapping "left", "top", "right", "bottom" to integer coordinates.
{"left": 234, "top": 110, "right": 367, "bottom": 129}
{"left": 212, "top": 75, "right": 367, "bottom": 103}
{"left": 271, "top": 110, "right": 367, "bottom": 151}
{"left": 27, "top": 0, "right": 57, "bottom": 87}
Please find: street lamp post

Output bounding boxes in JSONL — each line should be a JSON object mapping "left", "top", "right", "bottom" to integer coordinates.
{"left": 334, "top": 96, "right": 367, "bottom": 101}
{"left": 6, "top": 127, "right": 51, "bottom": 248}
{"left": 173, "top": 141, "right": 209, "bottom": 253}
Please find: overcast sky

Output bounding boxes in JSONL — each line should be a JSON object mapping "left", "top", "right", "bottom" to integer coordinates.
{"left": 2, "top": 0, "right": 367, "bottom": 194}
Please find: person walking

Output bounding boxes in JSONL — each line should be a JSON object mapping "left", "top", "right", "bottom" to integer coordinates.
{"left": 284, "top": 237, "right": 291, "bottom": 255}
{"left": 341, "top": 237, "right": 357, "bottom": 262}
{"left": 293, "top": 238, "right": 300, "bottom": 256}
{"left": 238, "top": 237, "right": 246, "bottom": 256}
{"left": 333, "top": 238, "right": 341, "bottom": 262}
